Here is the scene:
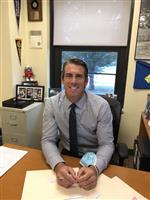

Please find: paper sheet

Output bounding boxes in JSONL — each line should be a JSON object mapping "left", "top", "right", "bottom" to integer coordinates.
{"left": 21, "top": 168, "right": 147, "bottom": 200}
{"left": 111, "top": 176, "right": 147, "bottom": 200}
{"left": 21, "top": 169, "right": 111, "bottom": 200}
{"left": 0, "top": 146, "right": 28, "bottom": 176}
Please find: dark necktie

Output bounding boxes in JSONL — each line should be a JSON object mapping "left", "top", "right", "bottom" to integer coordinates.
{"left": 69, "top": 103, "right": 78, "bottom": 156}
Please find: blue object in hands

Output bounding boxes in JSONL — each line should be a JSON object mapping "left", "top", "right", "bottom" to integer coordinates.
{"left": 80, "top": 152, "right": 97, "bottom": 167}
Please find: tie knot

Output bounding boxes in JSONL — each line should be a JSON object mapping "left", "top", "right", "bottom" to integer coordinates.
{"left": 70, "top": 103, "right": 76, "bottom": 109}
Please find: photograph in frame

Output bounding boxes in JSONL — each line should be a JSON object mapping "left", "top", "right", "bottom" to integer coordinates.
{"left": 16, "top": 85, "right": 44, "bottom": 102}
{"left": 135, "top": 0, "right": 150, "bottom": 60}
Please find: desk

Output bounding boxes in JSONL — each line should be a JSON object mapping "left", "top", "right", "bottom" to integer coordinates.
{"left": 1, "top": 144, "right": 150, "bottom": 200}
{"left": 134, "top": 113, "right": 150, "bottom": 171}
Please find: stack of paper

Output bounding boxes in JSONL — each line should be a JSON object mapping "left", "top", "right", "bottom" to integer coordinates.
{"left": 21, "top": 168, "right": 147, "bottom": 200}
{"left": 0, "top": 146, "right": 28, "bottom": 176}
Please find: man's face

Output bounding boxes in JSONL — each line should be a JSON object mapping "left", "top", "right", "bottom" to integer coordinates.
{"left": 62, "top": 63, "right": 88, "bottom": 102}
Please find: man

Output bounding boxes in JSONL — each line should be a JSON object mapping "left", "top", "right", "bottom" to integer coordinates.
{"left": 41, "top": 58, "right": 114, "bottom": 190}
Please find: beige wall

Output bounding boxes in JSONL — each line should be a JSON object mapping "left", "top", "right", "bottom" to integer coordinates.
{"left": 0, "top": 0, "right": 49, "bottom": 103}
{"left": 118, "top": 0, "right": 148, "bottom": 148}
{"left": 0, "top": 0, "right": 148, "bottom": 148}
{"left": 22, "top": 0, "right": 50, "bottom": 92}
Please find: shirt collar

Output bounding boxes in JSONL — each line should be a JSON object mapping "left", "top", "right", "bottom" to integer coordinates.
{"left": 76, "top": 93, "right": 87, "bottom": 109}
{"left": 59, "top": 90, "right": 87, "bottom": 110}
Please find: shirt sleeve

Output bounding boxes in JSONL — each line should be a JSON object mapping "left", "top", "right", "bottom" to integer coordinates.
{"left": 95, "top": 100, "right": 115, "bottom": 174}
{"left": 41, "top": 98, "right": 65, "bottom": 169}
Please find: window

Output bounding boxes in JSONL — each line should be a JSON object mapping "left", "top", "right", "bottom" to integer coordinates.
{"left": 62, "top": 51, "right": 117, "bottom": 95}
{"left": 50, "top": 1, "right": 134, "bottom": 107}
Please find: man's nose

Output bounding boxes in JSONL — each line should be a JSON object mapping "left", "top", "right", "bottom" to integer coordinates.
{"left": 71, "top": 76, "right": 77, "bottom": 82}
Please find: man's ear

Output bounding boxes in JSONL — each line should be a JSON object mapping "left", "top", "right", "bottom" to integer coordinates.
{"left": 84, "top": 78, "right": 88, "bottom": 89}
{"left": 85, "top": 77, "right": 88, "bottom": 85}
{"left": 61, "top": 73, "right": 64, "bottom": 85}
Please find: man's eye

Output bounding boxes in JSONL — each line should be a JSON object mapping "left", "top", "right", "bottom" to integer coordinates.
{"left": 64, "top": 74, "right": 84, "bottom": 79}
{"left": 76, "top": 74, "right": 84, "bottom": 79}
{"left": 65, "top": 74, "right": 72, "bottom": 78}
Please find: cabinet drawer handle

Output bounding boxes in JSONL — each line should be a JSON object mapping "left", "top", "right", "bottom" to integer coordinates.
{"left": 8, "top": 123, "right": 18, "bottom": 126}
{"left": 11, "top": 137, "right": 18, "bottom": 142}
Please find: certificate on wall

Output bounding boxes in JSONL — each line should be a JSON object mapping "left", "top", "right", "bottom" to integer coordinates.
{"left": 135, "top": 0, "right": 150, "bottom": 60}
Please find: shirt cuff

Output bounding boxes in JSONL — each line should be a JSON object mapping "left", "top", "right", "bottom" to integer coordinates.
{"left": 96, "top": 159, "right": 108, "bottom": 174}
{"left": 53, "top": 162, "right": 65, "bottom": 172}
{"left": 89, "top": 165, "right": 99, "bottom": 177}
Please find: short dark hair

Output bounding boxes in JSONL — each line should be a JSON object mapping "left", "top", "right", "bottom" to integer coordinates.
{"left": 62, "top": 58, "right": 88, "bottom": 79}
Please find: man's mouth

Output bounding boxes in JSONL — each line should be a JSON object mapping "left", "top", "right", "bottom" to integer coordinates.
{"left": 69, "top": 85, "right": 78, "bottom": 90}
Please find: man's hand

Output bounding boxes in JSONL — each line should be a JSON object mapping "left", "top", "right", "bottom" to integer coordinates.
{"left": 55, "top": 162, "right": 77, "bottom": 188}
{"left": 76, "top": 166, "right": 98, "bottom": 190}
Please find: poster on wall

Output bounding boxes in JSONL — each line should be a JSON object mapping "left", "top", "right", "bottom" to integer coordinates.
{"left": 133, "top": 61, "right": 150, "bottom": 89}
{"left": 135, "top": 0, "right": 150, "bottom": 60}
{"left": 14, "top": 0, "right": 21, "bottom": 29}
{"left": 15, "top": 39, "right": 22, "bottom": 65}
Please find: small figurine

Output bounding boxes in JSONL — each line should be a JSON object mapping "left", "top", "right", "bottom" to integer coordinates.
{"left": 23, "top": 66, "right": 34, "bottom": 81}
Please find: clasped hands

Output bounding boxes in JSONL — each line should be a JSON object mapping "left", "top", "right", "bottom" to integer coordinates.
{"left": 55, "top": 163, "right": 98, "bottom": 190}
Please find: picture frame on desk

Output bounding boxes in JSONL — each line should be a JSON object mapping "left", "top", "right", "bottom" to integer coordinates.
{"left": 22, "top": 81, "right": 38, "bottom": 86}
{"left": 16, "top": 85, "right": 44, "bottom": 102}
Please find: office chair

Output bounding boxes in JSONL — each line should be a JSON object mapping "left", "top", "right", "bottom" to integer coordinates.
{"left": 102, "top": 95, "right": 128, "bottom": 166}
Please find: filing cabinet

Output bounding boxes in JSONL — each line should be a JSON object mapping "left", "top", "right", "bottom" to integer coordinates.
{"left": 0, "top": 103, "right": 44, "bottom": 149}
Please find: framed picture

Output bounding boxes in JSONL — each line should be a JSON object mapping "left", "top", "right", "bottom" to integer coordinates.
{"left": 135, "top": 0, "right": 150, "bottom": 60}
{"left": 27, "top": 0, "right": 42, "bottom": 22}
{"left": 16, "top": 85, "right": 44, "bottom": 102}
